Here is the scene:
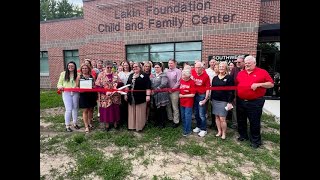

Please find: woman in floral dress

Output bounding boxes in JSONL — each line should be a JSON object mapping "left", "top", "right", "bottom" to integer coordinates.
{"left": 95, "top": 60, "right": 122, "bottom": 131}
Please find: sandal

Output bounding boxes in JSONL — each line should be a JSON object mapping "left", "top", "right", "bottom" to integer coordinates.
{"left": 85, "top": 127, "right": 89, "bottom": 133}
{"left": 66, "top": 127, "right": 73, "bottom": 132}
{"left": 88, "top": 124, "right": 94, "bottom": 129}
{"left": 73, "top": 124, "right": 80, "bottom": 130}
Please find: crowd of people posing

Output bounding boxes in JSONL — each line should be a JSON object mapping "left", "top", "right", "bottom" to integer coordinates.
{"left": 57, "top": 55, "right": 274, "bottom": 149}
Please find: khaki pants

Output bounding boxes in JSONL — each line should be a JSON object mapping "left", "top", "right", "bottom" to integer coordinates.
{"left": 166, "top": 91, "right": 180, "bottom": 124}
{"left": 128, "top": 102, "right": 147, "bottom": 131}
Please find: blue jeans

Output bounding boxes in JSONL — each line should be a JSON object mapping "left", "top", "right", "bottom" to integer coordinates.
{"left": 180, "top": 106, "right": 193, "bottom": 134}
{"left": 194, "top": 93, "right": 207, "bottom": 130}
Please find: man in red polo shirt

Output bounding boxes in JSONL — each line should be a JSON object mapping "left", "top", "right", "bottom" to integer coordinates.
{"left": 191, "top": 62, "right": 210, "bottom": 137}
{"left": 236, "top": 55, "right": 274, "bottom": 149}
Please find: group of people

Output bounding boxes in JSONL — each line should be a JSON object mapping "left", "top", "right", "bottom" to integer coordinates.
{"left": 57, "top": 55, "right": 274, "bottom": 149}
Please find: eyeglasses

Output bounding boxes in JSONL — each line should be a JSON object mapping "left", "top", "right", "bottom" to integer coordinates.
{"left": 154, "top": 67, "right": 160, "bottom": 68}
{"left": 236, "top": 62, "right": 242, "bottom": 64}
{"left": 106, "top": 67, "right": 112, "bottom": 69}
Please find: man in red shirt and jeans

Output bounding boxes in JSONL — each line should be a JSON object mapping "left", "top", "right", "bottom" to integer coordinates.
{"left": 236, "top": 55, "right": 274, "bottom": 149}
{"left": 191, "top": 62, "right": 210, "bottom": 137}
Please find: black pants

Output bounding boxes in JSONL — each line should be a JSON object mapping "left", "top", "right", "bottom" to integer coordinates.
{"left": 236, "top": 97, "right": 265, "bottom": 145}
{"left": 155, "top": 106, "right": 167, "bottom": 128}
{"left": 119, "top": 96, "right": 128, "bottom": 127}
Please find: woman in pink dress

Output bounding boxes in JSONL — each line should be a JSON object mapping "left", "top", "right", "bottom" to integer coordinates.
{"left": 95, "top": 60, "right": 122, "bottom": 131}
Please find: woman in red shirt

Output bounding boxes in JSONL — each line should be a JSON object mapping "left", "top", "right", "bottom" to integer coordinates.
{"left": 179, "top": 69, "right": 196, "bottom": 136}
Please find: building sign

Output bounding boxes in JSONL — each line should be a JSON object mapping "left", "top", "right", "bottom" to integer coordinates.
{"left": 97, "top": 0, "right": 236, "bottom": 32}
{"left": 208, "top": 55, "right": 248, "bottom": 64}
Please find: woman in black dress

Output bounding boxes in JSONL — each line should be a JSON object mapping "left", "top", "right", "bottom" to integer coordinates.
{"left": 211, "top": 61, "right": 234, "bottom": 139}
{"left": 76, "top": 64, "right": 97, "bottom": 133}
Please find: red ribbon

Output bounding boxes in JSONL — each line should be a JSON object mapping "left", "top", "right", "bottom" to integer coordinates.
{"left": 57, "top": 86, "right": 237, "bottom": 94}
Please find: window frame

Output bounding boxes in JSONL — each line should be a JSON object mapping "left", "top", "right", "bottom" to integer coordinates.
{"left": 126, "top": 41, "right": 202, "bottom": 67}
{"left": 63, "top": 50, "right": 80, "bottom": 70}
{"left": 40, "top": 51, "right": 49, "bottom": 76}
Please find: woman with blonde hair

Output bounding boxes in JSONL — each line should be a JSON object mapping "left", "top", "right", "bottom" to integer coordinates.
{"left": 118, "top": 61, "right": 132, "bottom": 127}
{"left": 76, "top": 64, "right": 97, "bottom": 133}
{"left": 211, "top": 61, "right": 235, "bottom": 139}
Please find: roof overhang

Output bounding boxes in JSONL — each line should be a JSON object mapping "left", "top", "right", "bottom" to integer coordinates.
{"left": 259, "top": 23, "right": 280, "bottom": 37}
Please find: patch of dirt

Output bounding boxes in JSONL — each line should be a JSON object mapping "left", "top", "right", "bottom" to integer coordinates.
{"left": 40, "top": 125, "right": 62, "bottom": 137}
{"left": 40, "top": 131, "right": 61, "bottom": 137}
{"left": 83, "top": 173, "right": 103, "bottom": 180}
{"left": 269, "top": 169, "right": 280, "bottom": 180}
{"left": 215, "top": 156, "right": 234, "bottom": 164}
{"left": 263, "top": 141, "right": 277, "bottom": 151}
{"left": 40, "top": 119, "right": 53, "bottom": 128}
{"left": 260, "top": 164, "right": 280, "bottom": 180}
{"left": 40, "top": 153, "right": 76, "bottom": 177}
{"left": 40, "top": 107, "right": 65, "bottom": 117}
{"left": 126, "top": 149, "right": 231, "bottom": 180}
{"left": 98, "top": 146, "right": 126, "bottom": 157}
{"left": 236, "top": 161, "right": 257, "bottom": 178}
{"left": 40, "top": 107, "right": 280, "bottom": 180}
{"left": 261, "top": 127, "right": 280, "bottom": 134}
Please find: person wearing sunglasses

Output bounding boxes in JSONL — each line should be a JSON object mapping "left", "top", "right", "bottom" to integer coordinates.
{"left": 229, "top": 55, "right": 246, "bottom": 130}
{"left": 95, "top": 60, "right": 122, "bottom": 131}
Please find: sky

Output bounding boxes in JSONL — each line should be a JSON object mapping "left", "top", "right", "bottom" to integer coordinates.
{"left": 65, "top": 0, "right": 83, "bottom": 7}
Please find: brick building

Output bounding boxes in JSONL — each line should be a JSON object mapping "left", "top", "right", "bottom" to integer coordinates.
{"left": 40, "top": 0, "right": 280, "bottom": 89}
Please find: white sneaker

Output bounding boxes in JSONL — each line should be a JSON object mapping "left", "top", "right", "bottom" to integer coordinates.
{"left": 198, "top": 130, "right": 207, "bottom": 137}
{"left": 193, "top": 127, "right": 201, "bottom": 133}
{"left": 97, "top": 113, "right": 100, "bottom": 117}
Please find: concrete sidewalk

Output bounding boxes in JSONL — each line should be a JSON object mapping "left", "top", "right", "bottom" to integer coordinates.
{"left": 263, "top": 100, "right": 280, "bottom": 122}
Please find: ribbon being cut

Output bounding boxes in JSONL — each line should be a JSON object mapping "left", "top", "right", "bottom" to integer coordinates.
{"left": 58, "top": 85, "right": 237, "bottom": 94}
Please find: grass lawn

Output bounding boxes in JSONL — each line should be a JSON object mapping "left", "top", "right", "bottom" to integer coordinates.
{"left": 40, "top": 90, "right": 280, "bottom": 180}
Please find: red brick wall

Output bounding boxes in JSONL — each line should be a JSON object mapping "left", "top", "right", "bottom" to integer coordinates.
{"left": 41, "top": 18, "right": 87, "bottom": 88}
{"left": 40, "top": 17, "right": 85, "bottom": 43}
{"left": 203, "top": 32, "right": 258, "bottom": 63}
{"left": 260, "top": 0, "right": 280, "bottom": 25}
{"left": 41, "top": 0, "right": 264, "bottom": 88}
{"left": 84, "top": 0, "right": 260, "bottom": 32}
{"left": 40, "top": 76, "right": 51, "bottom": 89}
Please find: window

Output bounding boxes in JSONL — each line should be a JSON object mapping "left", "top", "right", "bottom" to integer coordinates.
{"left": 126, "top": 41, "right": 202, "bottom": 68}
{"left": 150, "top": 43, "right": 174, "bottom": 52}
{"left": 126, "top": 45, "right": 149, "bottom": 62}
{"left": 64, "top": 50, "right": 80, "bottom": 69}
{"left": 40, "top": 51, "right": 49, "bottom": 75}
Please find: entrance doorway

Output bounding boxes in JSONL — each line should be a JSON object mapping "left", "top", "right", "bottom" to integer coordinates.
{"left": 256, "top": 42, "right": 280, "bottom": 99}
